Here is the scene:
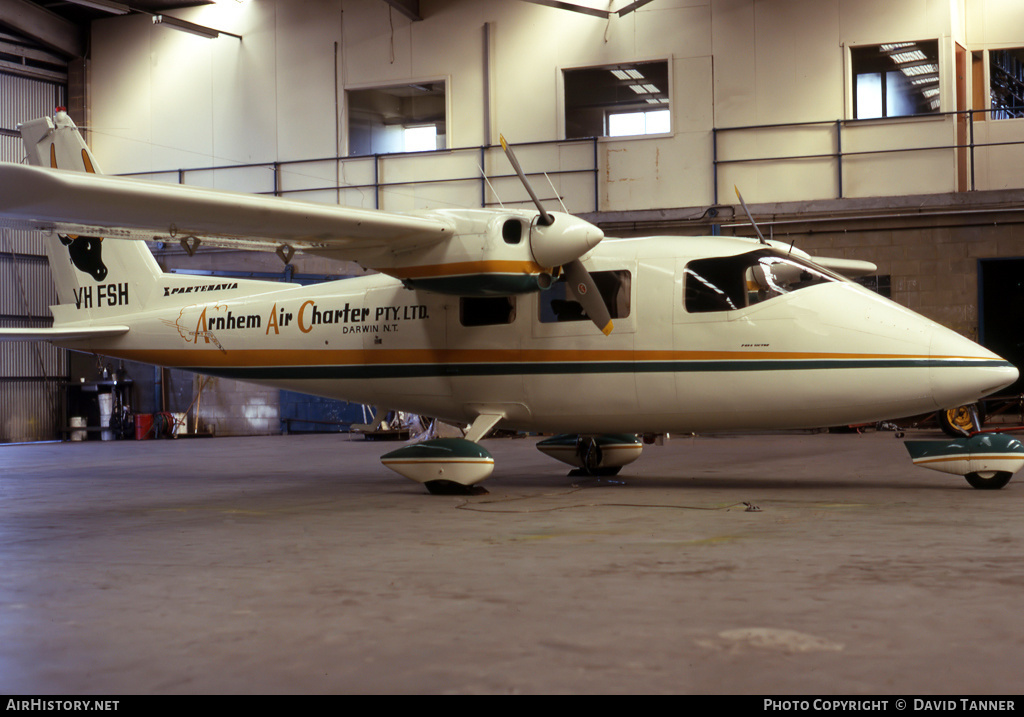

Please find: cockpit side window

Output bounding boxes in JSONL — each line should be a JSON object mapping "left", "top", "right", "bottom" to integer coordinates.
{"left": 684, "top": 249, "right": 839, "bottom": 313}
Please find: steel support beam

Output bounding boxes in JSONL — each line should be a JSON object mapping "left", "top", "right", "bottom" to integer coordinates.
{"left": 0, "top": 0, "right": 85, "bottom": 58}
{"left": 381, "top": 0, "right": 421, "bottom": 22}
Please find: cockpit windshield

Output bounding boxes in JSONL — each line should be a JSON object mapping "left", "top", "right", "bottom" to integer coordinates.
{"left": 684, "top": 249, "right": 841, "bottom": 313}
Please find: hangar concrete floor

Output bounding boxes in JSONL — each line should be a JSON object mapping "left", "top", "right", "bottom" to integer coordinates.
{"left": 1, "top": 429, "right": 1022, "bottom": 695}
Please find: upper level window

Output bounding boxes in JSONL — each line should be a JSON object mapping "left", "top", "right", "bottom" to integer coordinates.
{"left": 347, "top": 82, "right": 446, "bottom": 155}
{"left": 564, "top": 61, "right": 670, "bottom": 139}
{"left": 684, "top": 250, "right": 840, "bottom": 313}
{"left": 403, "top": 125, "right": 438, "bottom": 152}
{"left": 851, "top": 41, "right": 940, "bottom": 119}
{"left": 990, "top": 49, "right": 1024, "bottom": 120}
{"left": 608, "top": 109, "right": 670, "bottom": 137}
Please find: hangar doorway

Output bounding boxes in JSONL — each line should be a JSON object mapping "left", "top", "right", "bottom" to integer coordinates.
{"left": 979, "top": 258, "right": 1024, "bottom": 396}
{"left": 0, "top": 46, "right": 69, "bottom": 442}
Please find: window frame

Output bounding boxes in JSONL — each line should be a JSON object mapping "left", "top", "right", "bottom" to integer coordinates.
{"left": 848, "top": 40, "right": 942, "bottom": 121}
{"left": 345, "top": 77, "right": 449, "bottom": 156}
{"left": 560, "top": 58, "right": 673, "bottom": 141}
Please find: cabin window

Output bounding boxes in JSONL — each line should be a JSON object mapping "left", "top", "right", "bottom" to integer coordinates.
{"left": 460, "top": 296, "right": 516, "bottom": 327}
{"left": 684, "top": 250, "right": 839, "bottom": 313}
{"left": 564, "top": 61, "right": 670, "bottom": 139}
{"left": 539, "top": 270, "right": 631, "bottom": 323}
{"left": 851, "top": 41, "right": 940, "bottom": 119}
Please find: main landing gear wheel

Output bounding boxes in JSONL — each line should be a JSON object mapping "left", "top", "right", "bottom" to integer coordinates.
{"left": 567, "top": 437, "right": 622, "bottom": 477}
{"left": 964, "top": 471, "right": 1013, "bottom": 490}
{"left": 939, "top": 404, "right": 985, "bottom": 438}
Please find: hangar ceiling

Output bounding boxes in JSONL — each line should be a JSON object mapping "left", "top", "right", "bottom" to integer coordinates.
{"left": 1, "top": 0, "right": 660, "bottom": 59}
{"left": 0, "top": 1, "right": 208, "bottom": 58}
{"left": 0, "top": 1, "right": 429, "bottom": 59}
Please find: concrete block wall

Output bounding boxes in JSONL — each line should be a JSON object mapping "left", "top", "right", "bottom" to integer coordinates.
{"left": 782, "top": 219, "right": 1024, "bottom": 341}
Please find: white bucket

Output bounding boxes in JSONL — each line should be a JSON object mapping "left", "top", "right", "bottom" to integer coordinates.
{"left": 98, "top": 393, "right": 113, "bottom": 441}
{"left": 70, "top": 416, "right": 86, "bottom": 441}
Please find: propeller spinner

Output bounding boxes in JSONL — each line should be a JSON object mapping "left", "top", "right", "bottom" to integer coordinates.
{"left": 499, "top": 135, "right": 612, "bottom": 336}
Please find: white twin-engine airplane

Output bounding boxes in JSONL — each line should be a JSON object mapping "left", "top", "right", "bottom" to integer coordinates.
{"left": 0, "top": 110, "right": 1018, "bottom": 493}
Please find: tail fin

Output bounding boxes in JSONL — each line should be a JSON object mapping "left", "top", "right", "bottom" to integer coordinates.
{"left": 21, "top": 110, "right": 164, "bottom": 321}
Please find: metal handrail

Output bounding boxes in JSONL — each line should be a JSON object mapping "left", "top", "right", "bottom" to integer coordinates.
{"left": 121, "top": 136, "right": 600, "bottom": 212}
{"left": 712, "top": 108, "right": 1024, "bottom": 203}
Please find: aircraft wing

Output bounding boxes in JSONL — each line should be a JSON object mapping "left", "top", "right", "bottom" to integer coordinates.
{"left": 813, "top": 256, "right": 878, "bottom": 278}
{"left": 0, "top": 325, "right": 129, "bottom": 342}
{"left": 0, "top": 163, "right": 452, "bottom": 253}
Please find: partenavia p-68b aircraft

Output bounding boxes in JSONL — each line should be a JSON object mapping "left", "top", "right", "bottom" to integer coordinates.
{"left": 0, "top": 111, "right": 1018, "bottom": 492}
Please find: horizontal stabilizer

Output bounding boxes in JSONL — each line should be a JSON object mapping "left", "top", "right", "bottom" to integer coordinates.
{"left": 0, "top": 325, "right": 129, "bottom": 342}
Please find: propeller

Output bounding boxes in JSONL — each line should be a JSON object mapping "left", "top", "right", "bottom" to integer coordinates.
{"left": 499, "top": 135, "right": 612, "bottom": 336}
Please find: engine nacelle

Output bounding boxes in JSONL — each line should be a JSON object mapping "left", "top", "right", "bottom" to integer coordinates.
{"left": 362, "top": 210, "right": 601, "bottom": 297}
{"left": 537, "top": 434, "right": 643, "bottom": 476}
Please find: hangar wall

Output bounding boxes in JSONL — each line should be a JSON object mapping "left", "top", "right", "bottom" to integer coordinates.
{"left": 86, "top": 0, "right": 1024, "bottom": 209}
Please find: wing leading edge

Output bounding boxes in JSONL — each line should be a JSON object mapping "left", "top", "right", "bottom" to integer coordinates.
{"left": 0, "top": 163, "right": 453, "bottom": 254}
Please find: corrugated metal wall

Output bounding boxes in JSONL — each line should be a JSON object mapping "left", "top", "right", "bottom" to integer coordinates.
{"left": 1, "top": 71, "right": 68, "bottom": 442}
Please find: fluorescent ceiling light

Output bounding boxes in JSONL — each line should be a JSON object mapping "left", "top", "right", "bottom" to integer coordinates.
{"left": 891, "top": 50, "right": 926, "bottom": 64}
{"left": 152, "top": 14, "right": 240, "bottom": 40}
{"left": 900, "top": 64, "right": 937, "bottom": 77}
{"left": 63, "top": 0, "right": 130, "bottom": 14}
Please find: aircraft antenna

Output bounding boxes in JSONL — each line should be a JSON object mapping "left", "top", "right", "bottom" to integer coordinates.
{"left": 544, "top": 172, "right": 570, "bottom": 214}
{"left": 734, "top": 186, "right": 768, "bottom": 245}
{"left": 478, "top": 164, "right": 505, "bottom": 208}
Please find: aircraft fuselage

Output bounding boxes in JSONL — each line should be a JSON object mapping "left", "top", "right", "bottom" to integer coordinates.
{"left": 58, "top": 235, "right": 1015, "bottom": 435}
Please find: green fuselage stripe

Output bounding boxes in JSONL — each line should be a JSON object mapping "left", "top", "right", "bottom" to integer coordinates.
{"left": 182, "top": 358, "right": 1011, "bottom": 381}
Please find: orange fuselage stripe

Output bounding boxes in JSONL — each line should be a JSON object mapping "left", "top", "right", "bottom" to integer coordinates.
{"left": 386, "top": 260, "right": 547, "bottom": 279}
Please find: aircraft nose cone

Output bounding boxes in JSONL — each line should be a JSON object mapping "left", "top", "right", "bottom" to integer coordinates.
{"left": 929, "top": 327, "right": 1018, "bottom": 409}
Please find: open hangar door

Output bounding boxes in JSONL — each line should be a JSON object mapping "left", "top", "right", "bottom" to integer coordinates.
{"left": 0, "top": 70, "right": 68, "bottom": 443}
{"left": 979, "top": 257, "right": 1024, "bottom": 397}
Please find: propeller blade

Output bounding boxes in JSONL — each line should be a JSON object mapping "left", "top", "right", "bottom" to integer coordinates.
{"left": 500, "top": 134, "right": 553, "bottom": 226}
{"left": 564, "top": 259, "right": 613, "bottom": 336}
{"left": 734, "top": 186, "right": 768, "bottom": 245}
